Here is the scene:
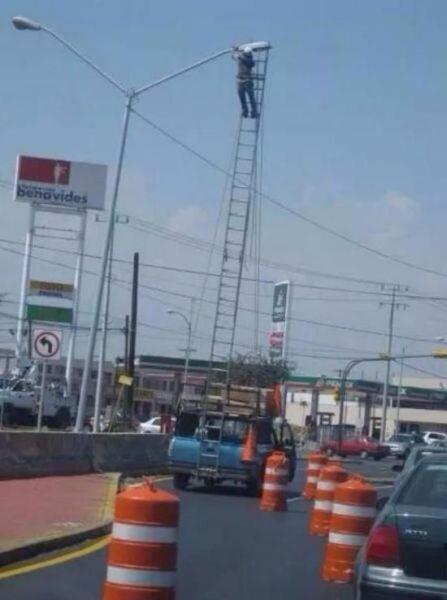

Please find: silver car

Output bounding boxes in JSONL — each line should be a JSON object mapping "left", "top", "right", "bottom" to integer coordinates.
{"left": 355, "top": 453, "right": 447, "bottom": 598}
{"left": 384, "top": 433, "right": 424, "bottom": 459}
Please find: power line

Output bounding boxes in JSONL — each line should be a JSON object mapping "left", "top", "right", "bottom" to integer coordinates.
{"left": 131, "top": 109, "right": 447, "bottom": 282}
{"left": 0, "top": 242, "right": 441, "bottom": 345}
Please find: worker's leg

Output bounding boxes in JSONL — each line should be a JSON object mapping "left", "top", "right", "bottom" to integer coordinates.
{"left": 247, "top": 81, "right": 258, "bottom": 119}
{"left": 238, "top": 82, "right": 249, "bottom": 118}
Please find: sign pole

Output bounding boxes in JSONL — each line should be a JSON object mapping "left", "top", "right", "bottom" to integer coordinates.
{"left": 65, "top": 210, "right": 87, "bottom": 402}
{"left": 16, "top": 204, "right": 35, "bottom": 364}
{"left": 37, "top": 361, "right": 47, "bottom": 432}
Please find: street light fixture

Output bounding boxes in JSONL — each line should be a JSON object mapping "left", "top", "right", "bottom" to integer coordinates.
{"left": 12, "top": 16, "right": 41, "bottom": 31}
{"left": 13, "top": 16, "right": 232, "bottom": 431}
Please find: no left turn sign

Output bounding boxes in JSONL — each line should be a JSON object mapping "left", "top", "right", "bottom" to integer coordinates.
{"left": 32, "top": 328, "right": 62, "bottom": 360}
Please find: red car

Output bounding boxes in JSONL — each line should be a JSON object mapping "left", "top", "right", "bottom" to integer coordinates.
{"left": 321, "top": 436, "right": 389, "bottom": 460}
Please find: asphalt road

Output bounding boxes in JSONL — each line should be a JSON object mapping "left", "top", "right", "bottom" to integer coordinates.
{"left": 0, "top": 459, "right": 396, "bottom": 600}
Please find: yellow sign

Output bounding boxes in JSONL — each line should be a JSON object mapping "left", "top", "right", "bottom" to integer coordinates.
{"left": 118, "top": 374, "right": 133, "bottom": 387}
{"left": 29, "top": 280, "right": 74, "bottom": 300}
{"left": 433, "top": 347, "right": 447, "bottom": 358}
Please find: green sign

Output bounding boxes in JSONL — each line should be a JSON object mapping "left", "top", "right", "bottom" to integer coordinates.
{"left": 26, "top": 304, "right": 73, "bottom": 324}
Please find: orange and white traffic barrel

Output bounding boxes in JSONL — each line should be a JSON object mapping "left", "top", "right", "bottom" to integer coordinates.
{"left": 260, "top": 451, "right": 289, "bottom": 512}
{"left": 309, "top": 464, "right": 347, "bottom": 536}
{"left": 302, "top": 451, "right": 327, "bottom": 500}
{"left": 103, "top": 479, "right": 179, "bottom": 600}
{"left": 322, "top": 474, "right": 377, "bottom": 583}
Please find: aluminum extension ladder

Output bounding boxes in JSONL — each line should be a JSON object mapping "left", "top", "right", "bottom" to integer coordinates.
{"left": 196, "top": 44, "right": 271, "bottom": 477}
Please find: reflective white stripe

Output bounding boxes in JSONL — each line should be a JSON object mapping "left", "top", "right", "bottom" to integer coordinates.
{"left": 263, "top": 482, "right": 287, "bottom": 491}
{"left": 314, "top": 500, "right": 332, "bottom": 512}
{"left": 307, "top": 476, "right": 318, "bottom": 483}
{"left": 329, "top": 532, "right": 366, "bottom": 547}
{"left": 106, "top": 565, "right": 175, "bottom": 588}
{"left": 308, "top": 463, "right": 320, "bottom": 469}
{"left": 317, "top": 481, "right": 335, "bottom": 491}
{"left": 112, "top": 522, "right": 177, "bottom": 544}
{"left": 332, "top": 503, "right": 376, "bottom": 518}
{"left": 265, "top": 467, "right": 288, "bottom": 476}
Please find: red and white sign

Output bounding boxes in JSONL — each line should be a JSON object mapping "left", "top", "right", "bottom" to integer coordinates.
{"left": 14, "top": 155, "right": 107, "bottom": 211}
{"left": 32, "top": 328, "right": 62, "bottom": 360}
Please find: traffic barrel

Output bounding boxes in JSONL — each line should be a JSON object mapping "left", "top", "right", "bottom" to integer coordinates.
{"left": 302, "top": 451, "right": 327, "bottom": 500}
{"left": 241, "top": 422, "right": 258, "bottom": 463}
{"left": 309, "top": 464, "right": 348, "bottom": 536}
{"left": 260, "top": 451, "right": 289, "bottom": 512}
{"left": 103, "top": 479, "right": 179, "bottom": 600}
{"left": 322, "top": 474, "right": 377, "bottom": 583}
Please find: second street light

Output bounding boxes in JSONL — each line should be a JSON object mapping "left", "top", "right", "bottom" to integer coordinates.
{"left": 13, "top": 16, "right": 232, "bottom": 431}
{"left": 167, "top": 307, "right": 195, "bottom": 404}
{"left": 337, "top": 349, "right": 447, "bottom": 453}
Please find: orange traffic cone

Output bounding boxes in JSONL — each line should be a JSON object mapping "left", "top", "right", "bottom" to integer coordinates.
{"left": 302, "top": 452, "right": 327, "bottom": 500}
{"left": 103, "top": 479, "right": 179, "bottom": 600}
{"left": 260, "top": 451, "right": 289, "bottom": 512}
{"left": 309, "top": 464, "right": 348, "bottom": 536}
{"left": 241, "top": 423, "right": 258, "bottom": 463}
{"left": 322, "top": 474, "right": 377, "bottom": 583}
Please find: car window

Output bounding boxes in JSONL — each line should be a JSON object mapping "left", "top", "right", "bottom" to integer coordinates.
{"left": 152, "top": 418, "right": 161, "bottom": 426}
{"left": 428, "top": 433, "right": 444, "bottom": 440}
{"left": 221, "top": 418, "right": 248, "bottom": 443}
{"left": 399, "top": 464, "right": 447, "bottom": 508}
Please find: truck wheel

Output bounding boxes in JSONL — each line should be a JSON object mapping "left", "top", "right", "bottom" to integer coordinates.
{"left": 54, "top": 407, "right": 71, "bottom": 430}
{"left": 2, "top": 404, "right": 15, "bottom": 427}
{"left": 173, "top": 473, "right": 190, "bottom": 491}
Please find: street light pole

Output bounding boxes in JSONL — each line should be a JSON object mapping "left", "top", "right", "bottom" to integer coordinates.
{"left": 337, "top": 351, "right": 447, "bottom": 453}
{"left": 167, "top": 305, "right": 193, "bottom": 403}
{"left": 12, "top": 16, "right": 232, "bottom": 432}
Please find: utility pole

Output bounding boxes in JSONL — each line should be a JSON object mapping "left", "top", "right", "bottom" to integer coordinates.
{"left": 123, "top": 314, "right": 130, "bottom": 373}
{"left": 126, "top": 252, "right": 139, "bottom": 424}
{"left": 395, "top": 345, "right": 405, "bottom": 434}
{"left": 379, "top": 284, "right": 408, "bottom": 442}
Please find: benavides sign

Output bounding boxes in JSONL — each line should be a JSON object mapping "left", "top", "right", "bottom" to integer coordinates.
{"left": 14, "top": 155, "right": 107, "bottom": 210}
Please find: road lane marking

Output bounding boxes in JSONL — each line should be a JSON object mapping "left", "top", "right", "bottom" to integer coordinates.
{"left": 0, "top": 536, "right": 110, "bottom": 581}
{"left": 286, "top": 496, "right": 303, "bottom": 503}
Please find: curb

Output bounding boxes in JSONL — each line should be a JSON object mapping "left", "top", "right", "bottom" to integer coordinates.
{"left": 0, "top": 521, "right": 112, "bottom": 568}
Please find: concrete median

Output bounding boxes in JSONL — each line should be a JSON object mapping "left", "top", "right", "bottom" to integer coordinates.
{"left": 0, "top": 431, "right": 169, "bottom": 479}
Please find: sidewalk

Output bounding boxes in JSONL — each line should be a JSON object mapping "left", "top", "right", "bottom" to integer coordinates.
{"left": 0, "top": 473, "right": 119, "bottom": 565}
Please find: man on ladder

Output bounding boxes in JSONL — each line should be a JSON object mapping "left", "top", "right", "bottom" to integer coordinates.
{"left": 234, "top": 46, "right": 259, "bottom": 119}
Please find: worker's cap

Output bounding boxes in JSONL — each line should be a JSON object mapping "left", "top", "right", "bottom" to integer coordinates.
{"left": 242, "top": 47, "right": 253, "bottom": 55}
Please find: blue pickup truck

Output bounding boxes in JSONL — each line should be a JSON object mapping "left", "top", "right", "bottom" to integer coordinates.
{"left": 168, "top": 409, "right": 296, "bottom": 495}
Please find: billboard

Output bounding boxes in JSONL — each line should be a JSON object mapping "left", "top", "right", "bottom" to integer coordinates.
{"left": 268, "top": 281, "right": 290, "bottom": 359}
{"left": 28, "top": 279, "right": 74, "bottom": 301}
{"left": 26, "top": 304, "right": 73, "bottom": 324}
{"left": 14, "top": 155, "right": 107, "bottom": 210}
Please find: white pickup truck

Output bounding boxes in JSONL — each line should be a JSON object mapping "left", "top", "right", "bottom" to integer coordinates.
{"left": 0, "top": 377, "right": 74, "bottom": 428}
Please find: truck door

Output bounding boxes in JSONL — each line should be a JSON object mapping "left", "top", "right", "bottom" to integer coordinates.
{"left": 274, "top": 420, "right": 296, "bottom": 481}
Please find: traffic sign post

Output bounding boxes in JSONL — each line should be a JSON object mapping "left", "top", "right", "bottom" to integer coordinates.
{"left": 32, "top": 329, "right": 62, "bottom": 361}
{"left": 36, "top": 361, "right": 47, "bottom": 432}
{"left": 32, "top": 328, "right": 63, "bottom": 432}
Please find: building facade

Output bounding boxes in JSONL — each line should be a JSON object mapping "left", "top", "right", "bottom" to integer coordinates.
{"left": 286, "top": 376, "right": 447, "bottom": 439}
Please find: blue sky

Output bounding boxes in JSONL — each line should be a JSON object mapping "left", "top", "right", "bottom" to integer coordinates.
{"left": 2, "top": 0, "right": 447, "bottom": 381}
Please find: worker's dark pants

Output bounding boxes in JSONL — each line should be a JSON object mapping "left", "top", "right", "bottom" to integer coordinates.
{"left": 238, "top": 80, "right": 258, "bottom": 117}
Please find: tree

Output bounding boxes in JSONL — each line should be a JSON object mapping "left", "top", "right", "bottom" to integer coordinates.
{"left": 228, "top": 353, "right": 290, "bottom": 388}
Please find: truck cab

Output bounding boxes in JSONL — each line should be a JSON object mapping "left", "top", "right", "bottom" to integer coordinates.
{"left": 169, "top": 406, "right": 296, "bottom": 495}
